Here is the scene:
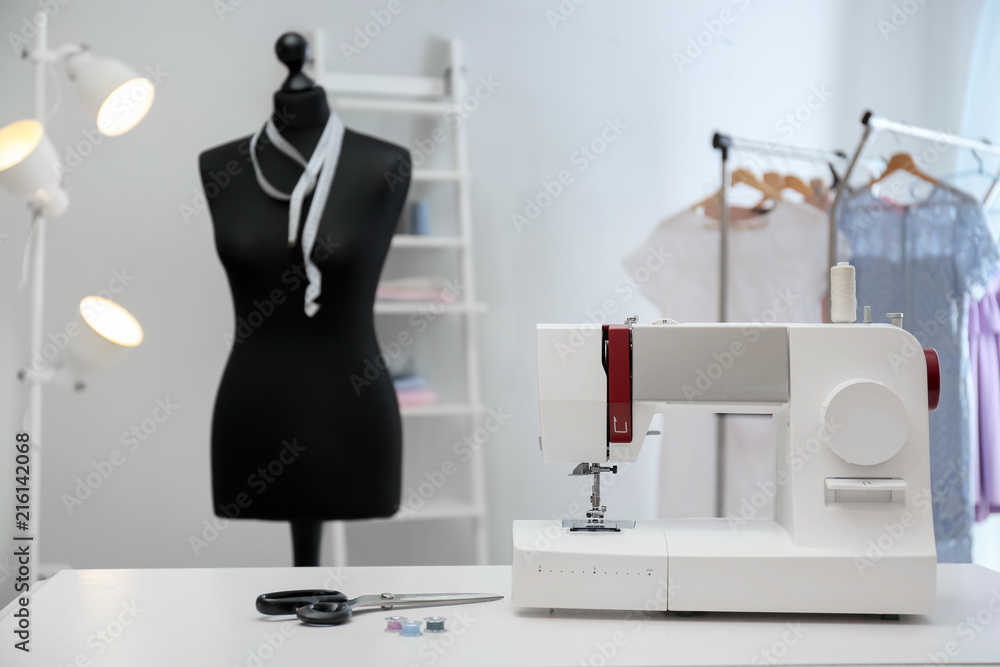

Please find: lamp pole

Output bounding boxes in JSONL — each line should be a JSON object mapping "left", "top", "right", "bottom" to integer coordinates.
{"left": 24, "top": 11, "right": 50, "bottom": 585}
{"left": 8, "top": 13, "right": 152, "bottom": 585}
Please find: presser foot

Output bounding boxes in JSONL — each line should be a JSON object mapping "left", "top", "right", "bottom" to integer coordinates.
{"left": 563, "top": 463, "right": 636, "bottom": 532}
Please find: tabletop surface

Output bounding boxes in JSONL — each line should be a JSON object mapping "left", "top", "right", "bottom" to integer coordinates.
{"left": 1, "top": 563, "right": 999, "bottom": 666}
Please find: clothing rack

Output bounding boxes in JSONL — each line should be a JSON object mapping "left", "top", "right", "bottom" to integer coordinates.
{"left": 828, "top": 111, "right": 1000, "bottom": 290}
{"left": 709, "top": 132, "right": 848, "bottom": 517}
{"left": 708, "top": 115, "right": 1000, "bottom": 518}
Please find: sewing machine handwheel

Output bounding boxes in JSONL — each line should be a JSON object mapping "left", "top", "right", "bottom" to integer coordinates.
{"left": 924, "top": 348, "right": 939, "bottom": 411}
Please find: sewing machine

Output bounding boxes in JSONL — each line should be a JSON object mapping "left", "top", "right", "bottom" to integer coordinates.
{"left": 512, "top": 317, "right": 940, "bottom": 616}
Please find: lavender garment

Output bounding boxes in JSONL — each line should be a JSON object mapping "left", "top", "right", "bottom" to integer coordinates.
{"left": 973, "top": 277, "right": 1000, "bottom": 519}
{"left": 969, "top": 298, "right": 981, "bottom": 519}
{"left": 837, "top": 184, "right": 999, "bottom": 563}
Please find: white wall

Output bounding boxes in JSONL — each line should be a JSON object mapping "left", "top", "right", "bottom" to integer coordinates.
{"left": 0, "top": 0, "right": 987, "bottom": 585}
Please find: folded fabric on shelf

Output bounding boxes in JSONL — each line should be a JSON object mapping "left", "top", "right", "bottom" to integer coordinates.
{"left": 396, "top": 387, "right": 437, "bottom": 408}
{"left": 393, "top": 374, "right": 427, "bottom": 392}
{"left": 377, "top": 277, "right": 458, "bottom": 303}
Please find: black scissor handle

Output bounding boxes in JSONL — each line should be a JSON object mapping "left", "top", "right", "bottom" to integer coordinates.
{"left": 296, "top": 601, "right": 353, "bottom": 625}
{"left": 256, "top": 589, "right": 348, "bottom": 615}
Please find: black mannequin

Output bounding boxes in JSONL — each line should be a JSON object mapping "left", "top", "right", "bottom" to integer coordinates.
{"left": 199, "top": 33, "right": 410, "bottom": 566}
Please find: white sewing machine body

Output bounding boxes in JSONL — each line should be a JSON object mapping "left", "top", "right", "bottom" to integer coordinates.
{"left": 512, "top": 322, "right": 938, "bottom": 615}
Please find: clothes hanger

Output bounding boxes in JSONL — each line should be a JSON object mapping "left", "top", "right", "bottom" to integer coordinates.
{"left": 733, "top": 167, "right": 784, "bottom": 201}
{"left": 810, "top": 177, "right": 829, "bottom": 202}
{"left": 690, "top": 168, "right": 779, "bottom": 230}
{"left": 768, "top": 159, "right": 823, "bottom": 209}
{"left": 940, "top": 142, "right": 996, "bottom": 191}
{"left": 763, "top": 171, "right": 785, "bottom": 192}
{"left": 783, "top": 174, "right": 822, "bottom": 207}
{"left": 869, "top": 152, "right": 938, "bottom": 187}
{"left": 689, "top": 168, "right": 783, "bottom": 214}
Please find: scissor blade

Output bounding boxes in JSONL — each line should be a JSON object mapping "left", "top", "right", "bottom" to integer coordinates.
{"left": 350, "top": 593, "right": 504, "bottom": 609}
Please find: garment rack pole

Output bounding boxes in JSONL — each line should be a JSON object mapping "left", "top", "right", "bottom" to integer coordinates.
{"left": 828, "top": 110, "right": 1000, "bottom": 303}
{"left": 710, "top": 132, "right": 847, "bottom": 516}
{"left": 713, "top": 133, "right": 731, "bottom": 518}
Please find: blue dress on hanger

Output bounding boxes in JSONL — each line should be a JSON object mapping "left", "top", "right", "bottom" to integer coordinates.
{"left": 837, "top": 184, "right": 999, "bottom": 562}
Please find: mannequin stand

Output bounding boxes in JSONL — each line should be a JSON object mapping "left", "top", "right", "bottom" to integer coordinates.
{"left": 291, "top": 520, "right": 323, "bottom": 567}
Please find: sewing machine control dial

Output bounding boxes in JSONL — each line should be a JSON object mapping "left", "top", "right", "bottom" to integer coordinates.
{"left": 821, "top": 380, "right": 909, "bottom": 466}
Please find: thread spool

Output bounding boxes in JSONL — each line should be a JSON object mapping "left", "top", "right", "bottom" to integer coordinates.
{"left": 424, "top": 617, "right": 447, "bottom": 633}
{"left": 400, "top": 620, "right": 423, "bottom": 637}
{"left": 385, "top": 616, "right": 407, "bottom": 632}
{"left": 830, "top": 262, "right": 857, "bottom": 323}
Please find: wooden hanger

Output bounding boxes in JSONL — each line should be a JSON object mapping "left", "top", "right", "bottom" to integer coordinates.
{"left": 691, "top": 169, "right": 784, "bottom": 211}
{"left": 732, "top": 168, "right": 784, "bottom": 202}
{"left": 763, "top": 171, "right": 785, "bottom": 192}
{"left": 689, "top": 169, "right": 780, "bottom": 229}
{"left": 764, "top": 170, "right": 826, "bottom": 208}
{"left": 810, "top": 177, "right": 829, "bottom": 199}
{"left": 783, "top": 174, "right": 827, "bottom": 208}
{"left": 869, "top": 152, "right": 938, "bottom": 186}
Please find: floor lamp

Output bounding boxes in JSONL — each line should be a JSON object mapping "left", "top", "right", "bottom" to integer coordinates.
{"left": 0, "top": 12, "right": 153, "bottom": 583}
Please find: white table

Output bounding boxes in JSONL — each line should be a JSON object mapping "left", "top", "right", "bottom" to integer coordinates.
{"left": 2, "top": 564, "right": 999, "bottom": 666}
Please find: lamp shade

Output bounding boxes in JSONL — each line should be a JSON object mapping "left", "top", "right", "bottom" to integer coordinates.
{"left": 68, "top": 296, "right": 143, "bottom": 376}
{"left": 65, "top": 52, "right": 155, "bottom": 137}
{"left": 0, "top": 119, "right": 69, "bottom": 217}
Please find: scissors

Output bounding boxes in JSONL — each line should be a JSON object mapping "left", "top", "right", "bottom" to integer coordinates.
{"left": 256, "top": 589, "right": 504, "bottom": 625}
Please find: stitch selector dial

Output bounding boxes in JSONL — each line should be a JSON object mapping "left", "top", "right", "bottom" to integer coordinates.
{"left": 821, "top": 380, "right": 908, "bottom": 466}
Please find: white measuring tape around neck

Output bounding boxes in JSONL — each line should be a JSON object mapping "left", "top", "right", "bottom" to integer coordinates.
{"left": 249, "top": 114, "right": 346, "bottom": 317}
